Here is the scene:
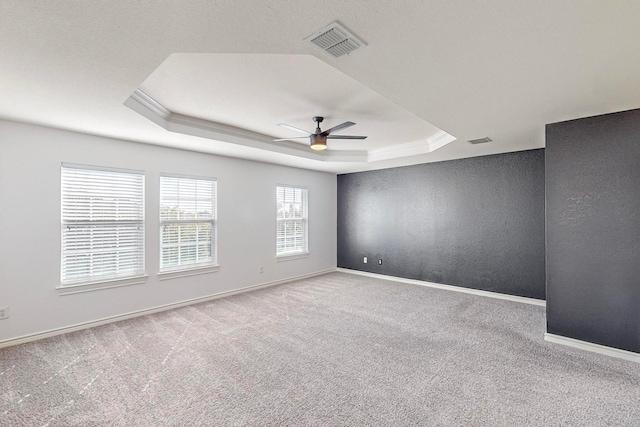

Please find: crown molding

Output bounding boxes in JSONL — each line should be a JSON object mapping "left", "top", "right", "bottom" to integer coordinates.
{"left": 124, "top": 89, "right": 454, "bottom": 164}
{"left": 428, "top": 130, "right": 458, "bottom": 152}
{"left": 125, "top": 89, "right": 335, "bottom": 161}
{"left": 367, "top": 130, "right": 456, "bottom": 162}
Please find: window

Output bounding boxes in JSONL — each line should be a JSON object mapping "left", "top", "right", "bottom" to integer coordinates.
{"left": 276, "top": 185, "right": 308, "bottom": 256}
{"left": 160, "top": 175, "right": 217, "bottom": 272}
{"left": 61, "top": 164, "right": 145, "bottom": 285}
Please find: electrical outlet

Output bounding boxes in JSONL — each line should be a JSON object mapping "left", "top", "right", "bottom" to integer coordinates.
{"left": 378, "top": 259, "right": 382, "bottom": 265}
{"left": 0, "top": 306, "right": 8, "bottom": 320}
{"left": 363, "top": 257, "right": 367, "bottom": 264}
{"left": 259, "top": 266, "right": 264, "bottom": 274}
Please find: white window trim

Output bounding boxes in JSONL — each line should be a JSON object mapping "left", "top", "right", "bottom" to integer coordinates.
{"left": 60, "top": 163, "right": 146, "bottom": 288}
{"left": 276, "top": 184, "right": 309, "bottom": 258}
{"left": 56, "top": 275, "right": 148, "bottom": 296}
{"left": 276, "top": 252, "right": 310, "bottom": 262}
{"left": 157, "top": 264, "right": 220, "bottom": 281}
{"left": 159, "top": 174, "right": 217, "bottom": 273}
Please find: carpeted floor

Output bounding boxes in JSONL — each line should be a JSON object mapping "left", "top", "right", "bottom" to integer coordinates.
{"left": 1, "top": 272, "right": 639, "bottom": 426}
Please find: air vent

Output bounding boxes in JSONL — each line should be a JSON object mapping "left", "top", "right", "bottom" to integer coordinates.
{"left": 467, "top": 137, "right": 492, "bottom": 145}
{"left": 304, "top": 22, "right": 365, "bottom": 58}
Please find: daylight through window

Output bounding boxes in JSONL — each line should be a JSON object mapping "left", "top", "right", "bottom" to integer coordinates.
{"left": 160, "top": 175, "right": 217, "bottom": 271}
{"left": 276, "top": 185, "right": 308, "bottom": 256}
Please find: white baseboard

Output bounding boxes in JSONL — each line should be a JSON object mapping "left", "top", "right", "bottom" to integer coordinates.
{"left": 336, "top": 268, "right": 546, "bottom": 307}
{"left": 0, "top": 269, "right": 335, "bottom": 349}
{"left": 544, "top": 333, "right": 640, "bottom": 364}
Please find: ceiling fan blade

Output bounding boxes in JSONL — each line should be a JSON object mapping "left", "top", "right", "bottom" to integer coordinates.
{"left": 326, "top": 135, "right": 367, "bottom": 140}
{"left": 321, "top": 121, "right": 355, "bottom": 136}
{"left": 277, "top": 123, "right": 311, "bottom": 135}
{"left": 273, "top": 137, "right": 310, "bottom": 141}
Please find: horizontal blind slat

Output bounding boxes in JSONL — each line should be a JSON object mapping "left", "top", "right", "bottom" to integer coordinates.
{"left": 61, "top": 164, "right": 145, "bottom": 284}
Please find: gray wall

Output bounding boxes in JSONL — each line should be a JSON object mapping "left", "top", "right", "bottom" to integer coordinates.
{"left": 546, "top": 108, "right": 640, "bottom": 353}
{"left": 337, "top": 149, "right": 546, "bottom": 299}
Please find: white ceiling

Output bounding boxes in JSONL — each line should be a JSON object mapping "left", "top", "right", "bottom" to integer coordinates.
{"left": 130, "top": 53, "right": 454, "bottom": 163}
{"left": 1, "top": 1, "right": 639, "bottom": 174}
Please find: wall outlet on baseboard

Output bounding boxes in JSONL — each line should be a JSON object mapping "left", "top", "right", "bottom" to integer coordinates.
{"left": 363, "top": 257, "right": 367, "bottom": 264}
{"left": 378, "top": 259, "right": 382, "bottom": 265}
{"left": 0, "top": 306, "right": 8, "bottom": 320}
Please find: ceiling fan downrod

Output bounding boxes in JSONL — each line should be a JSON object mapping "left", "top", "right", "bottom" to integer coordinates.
{"left": 313, "top": 116, "right": 324, "bottom": 134}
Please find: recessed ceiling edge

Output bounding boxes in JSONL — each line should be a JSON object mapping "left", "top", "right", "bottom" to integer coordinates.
{"left": 124, "top": 89, "right": 453, "bottom": 164}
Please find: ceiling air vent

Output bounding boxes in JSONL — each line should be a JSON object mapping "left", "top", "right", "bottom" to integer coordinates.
{"left": 304, "top": 22, "right": 365, "bottom": 58}
{"left": 467, "top": 137, "right": 492, "bottom": 145}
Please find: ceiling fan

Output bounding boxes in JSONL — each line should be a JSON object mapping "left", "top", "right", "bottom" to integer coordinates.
{"left": 274, "top": 116, "right": 367, "bottom": 151}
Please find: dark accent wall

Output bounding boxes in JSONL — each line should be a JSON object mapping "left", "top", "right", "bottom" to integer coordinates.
{"left": 338, "top": 149, "right": 546, "bottom": 299}
{"left": 546, "top": 108, "right": 640, "bottom": 353}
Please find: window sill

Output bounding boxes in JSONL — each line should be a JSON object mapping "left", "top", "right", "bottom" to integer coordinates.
{"left": 157, "top": 265, "right": 220, "bottom": 281}
{"left": 57, "top": 275, "right": 148, "bottom": 296}
{"left": 276, "top": 252, "right": 310, "bottom": 262}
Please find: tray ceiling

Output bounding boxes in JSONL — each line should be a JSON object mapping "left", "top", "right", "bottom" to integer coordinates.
{"left": 1, "top": 1, "right": 639, "bottom": 173}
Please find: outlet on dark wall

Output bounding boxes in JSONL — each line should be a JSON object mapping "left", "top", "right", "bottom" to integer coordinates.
{"left": 546, "top": 108, "right": 640, "bottom": 353}
{"left": 337, "top": 149, "right": 546, "bottom": 299}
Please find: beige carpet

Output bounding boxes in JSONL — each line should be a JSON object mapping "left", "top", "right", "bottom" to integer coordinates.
{"left": 1, "top": 272, "right": 639, "bottom": 426}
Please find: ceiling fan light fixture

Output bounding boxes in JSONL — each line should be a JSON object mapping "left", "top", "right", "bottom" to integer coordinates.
{"left": 310, "top": 134, "right": 327, "bottom": 151}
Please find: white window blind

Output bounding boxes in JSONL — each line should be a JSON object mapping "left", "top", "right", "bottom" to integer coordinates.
{"left": 61, "top": 164, "right": 145, "bottom": 285}
{"left": 160, "top": 175, "right": 216, "bottom": 271}
{"left": 276, "top": 185, "right": 308, "bottom": 256}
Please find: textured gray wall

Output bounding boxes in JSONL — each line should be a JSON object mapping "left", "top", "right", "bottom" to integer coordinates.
{"left": 546, "top": 108, "right": 640, "bottom": 353}
{"left": 337, "top": 149, "right": 545, "bottom": 299}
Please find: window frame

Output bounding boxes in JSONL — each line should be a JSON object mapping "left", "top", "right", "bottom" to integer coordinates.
{"left": 158, "top": 173, "right": 218, "bottom": 278}
{"left": 59, "top": 163, "right": 147, "bottom": 293}
{"left": 276, "top": 184, "right": 309, "bottom": 259}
